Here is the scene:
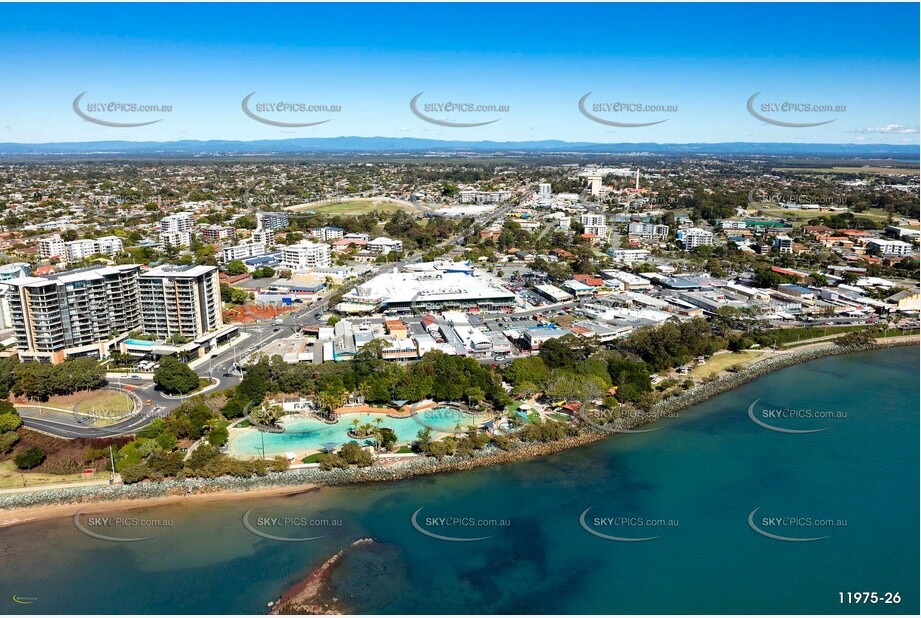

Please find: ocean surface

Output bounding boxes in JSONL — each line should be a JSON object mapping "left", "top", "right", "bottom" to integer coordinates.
{"left": 1, "top": 346, "right": 917, "bottom": 614}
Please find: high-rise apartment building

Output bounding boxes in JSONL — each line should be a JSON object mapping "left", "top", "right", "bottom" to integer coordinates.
{"left": 138, "top": 265, "right": 222, "bottom": 339}
{"left": 160, "top": 212, "right": 195, "bottom": 247}
{"left": 4, "top": 265, "right": 141, "bottom": 363}
{"left": 257, "top": 212, "right": 290, "bottom": 230}
{"left": 5, "top": 263, "right": 222, "bottom": 363}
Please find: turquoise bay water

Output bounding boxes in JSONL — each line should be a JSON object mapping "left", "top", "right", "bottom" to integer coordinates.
{"left": 1, "top": 347, "right": 917, "bottom": 614}
{"left": 229, "top": 408, "right": 486, "bottom": 456}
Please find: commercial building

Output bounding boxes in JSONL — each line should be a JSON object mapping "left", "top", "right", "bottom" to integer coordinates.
{"left": 337, "top": 262, "right": 516, "bottom": 314}
{"left": 537, "top": 182, "right": 552, "bottom": 198}
{"left": 600, "top": 270, "right": 653, "bottom": 291}
{"left": 562, "top": 279, "right": 594, "bottom": 298}
{"left": 522, "top": 327, "right": 572, "bottom": 350}
{"left": 4, "top": 265, "right": 142, "bottom": 363}
{"left": 281, "top": 240, "right": 332, "bottom": 271}
{"left": 443, "top": 311, "right": 493, "bottom": 354}
{"left": 458, "top": 190, "right": 513, "bottom": 204}
{"left": 138, "top": 264, "right": 222, "bottom": 339}
{"left": 534, "top": 283, "right": 572, "bottom": 303}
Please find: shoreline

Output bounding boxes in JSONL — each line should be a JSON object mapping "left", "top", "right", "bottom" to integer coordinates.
{"left": 0, "top": 483, "right": 319, "bottom": 529}
{"left": 1, "top": 337, "right": 915, "bottom": 528}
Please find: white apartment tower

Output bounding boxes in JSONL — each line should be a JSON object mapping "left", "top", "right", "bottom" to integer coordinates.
{"left": 160, "top": 212, "right": 195, "bottom": 247}
{"left": 281, "top": 240, "right": 332, "bottom": 271}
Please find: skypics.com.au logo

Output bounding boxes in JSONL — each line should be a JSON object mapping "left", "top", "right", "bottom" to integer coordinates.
{"left": 410, "top": 92, "right": 509, "bottom": 127}
{"left": 242, "top": 508, "right": 342, "bottom": 542}
{"left": 72, "top": 92, "right": 172, "bottom": 128}
{"left": 746, "top": 92, "right": 846, "bottom": 128}
{"left": 73, "top": 509, "right": 174, "bottom": 542}
{"left": 747, "top": 507, "right": 846, "bottom": 542}
{"left": 241, "top": 92, "right": 341, "bottom": 127}
{"left": 747, "top": 399, "right": 847, "bottom": 434}
{"left": 746, "top": 186, "right": 848, "bottom": 209}
{"left": 410, "top": 506, "right": 510, "bottom": 542}
{"left": 579, "top": 507, "right": 678, "bottom": 542}
{"left": 578, "top": 92, "right": 676, "bottom": 128}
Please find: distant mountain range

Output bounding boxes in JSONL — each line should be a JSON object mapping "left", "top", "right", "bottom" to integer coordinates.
{"left": 0, "top": 137, "right": 917, "bottom": 158}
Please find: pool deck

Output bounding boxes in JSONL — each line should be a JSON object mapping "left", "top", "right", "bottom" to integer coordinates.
{"left": 333, "top": 400, "right": 443, "bottom": 418}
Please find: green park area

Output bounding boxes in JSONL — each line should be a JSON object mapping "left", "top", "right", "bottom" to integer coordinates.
{"left": 0, "top": 459, "right": 108, "bottom": 490}
{"left": 42, "top": 389, "right": 134, "bottom": 416}
{"left": 304, "top": 199, "right": 416, "bottom": 215}
{"left": 687, "top": 350, "right": 763, "bottom": 380}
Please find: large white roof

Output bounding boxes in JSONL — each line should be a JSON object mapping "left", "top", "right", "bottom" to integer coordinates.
{"left": 344, "top": 268, "right": 515, "bottom": 305}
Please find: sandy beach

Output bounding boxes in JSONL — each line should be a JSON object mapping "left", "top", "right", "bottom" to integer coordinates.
{"left": 0, "top": 483, "right": 318, "bottom": 529}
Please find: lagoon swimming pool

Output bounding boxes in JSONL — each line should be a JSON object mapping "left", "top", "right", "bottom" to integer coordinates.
{"left": 227, "top": 407, "right": 490, "bottom": 458}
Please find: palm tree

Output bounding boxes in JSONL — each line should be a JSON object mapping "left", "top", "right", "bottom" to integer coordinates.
{"left": 351, "top": 418, "right": 360, "bottom": 433}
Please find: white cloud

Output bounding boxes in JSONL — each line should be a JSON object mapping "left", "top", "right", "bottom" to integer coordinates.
{"left": 849, "top": 124, "right": 919, "bottom": 134}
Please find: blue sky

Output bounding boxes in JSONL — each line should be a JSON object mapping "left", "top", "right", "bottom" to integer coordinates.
{"left": 0, "top": 3, "right": 918, "bottom": 144}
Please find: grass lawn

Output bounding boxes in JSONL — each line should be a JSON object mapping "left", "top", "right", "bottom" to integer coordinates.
{"left": 553, "top": 314, "right": 577, "bottom": 328}
{"left": 0, "top": 460, "right": 108, "bottom": 490}
{"left": 300, "top": 453, "right": 325, "bottom": 464}
{"left": 41, "top": 389, "right": 134, "bottom": 417}
{"left": 506, "top": 401, "right": 523, "bottom": 413}
{"left": 396, "top": 446, "right": 413, "bottom": 454}
{"left": 750, "top": 206, "right": 891, "bottom": 228}
{"left": 772, "top": 325, "right": 865, "bottom": 345}
{"left": 688, "top": 351, "right": 763, "bottom": 380}
{"left": 772, "top": 166, "right": 919, "bottom": 175}
{"left": 307, "top": 199, "right": 415, "bottom": 215}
